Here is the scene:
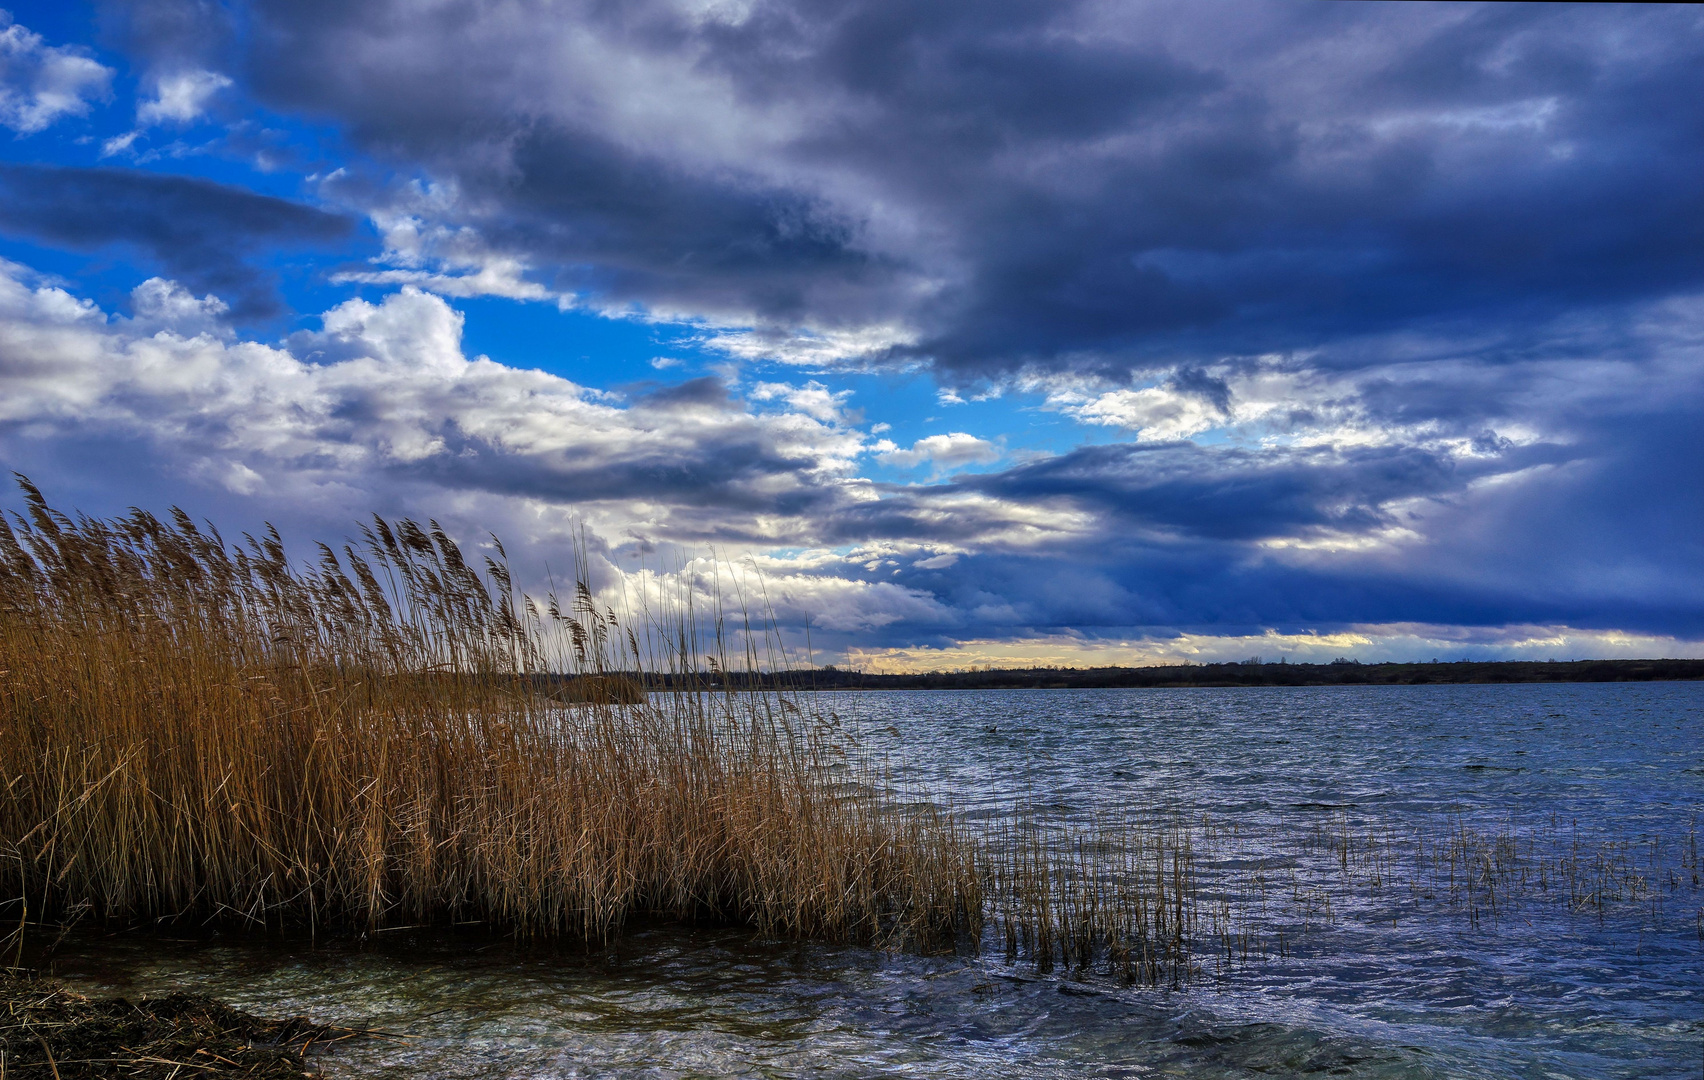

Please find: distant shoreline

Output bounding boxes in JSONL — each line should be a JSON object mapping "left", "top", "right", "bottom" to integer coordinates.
{"left": 657, "top": 658, "right": 1704, "bottom": 691}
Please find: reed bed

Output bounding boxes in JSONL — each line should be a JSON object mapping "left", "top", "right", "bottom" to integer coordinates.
{"left": 0, "top": 480, "right": 981, "bottom": 950}
{"left": 1, "top": 481, "right": 1696, "bottom": 986}
{"left": 979, "top": 805, "right": 1702, "bottom": 985}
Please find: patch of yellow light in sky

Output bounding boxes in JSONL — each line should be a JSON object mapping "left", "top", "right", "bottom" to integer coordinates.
{"left": 842, "top": 626, "right": 1704, "bottom": 673}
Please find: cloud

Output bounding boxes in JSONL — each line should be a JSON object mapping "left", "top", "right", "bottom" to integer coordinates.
{"left": 845, "top": 625, "right": 1704, "bottom": 673}
{"left": 99, "top": 130, "right": 141, "bottom": 157}
{"left": 329, "top": 193, "right": 555, "bottom": 302}
{"left": 137, "top": 68, "right": 232, "bottom": 124}
{"left": 0, "top": 164, "right": 355, "bottom": 318}
{"left": 126, "top": 276, "right": 230, "bottom": 337}
{"left": 0, "top": 11, "right": 112, "bottom": 134}
{"left": 0, "top": 260, "right": 1702, "bottom": 660}
{"left": 1051, "top": 385, "right": 1222, "bottom": 441}
{"left": 962, "top": 439, "right": 1462, "bottom": 543}
{"left": 0, "top": 267, "right": 874, "bottom": 546}
{"left": 6, "top": 0, "right": 1704, "bottom": 660}
{"left": 101, "top": 67, "right": 236, "bottom": 156}
{"left": 748, "top": 380, "right": 851, "bottom": 423}
{"left": 631, "top": 553, "right": 956, "bottom": 635}
{"left": 153, "top": 0, "right": 1703, "bottom": 386}
{"left": 874, "top": 432, "right": 1001, "bottom": 472}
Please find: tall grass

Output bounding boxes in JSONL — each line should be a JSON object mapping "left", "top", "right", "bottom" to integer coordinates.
{"left": 0, "top": 480, "right": 980, "bottom": 949}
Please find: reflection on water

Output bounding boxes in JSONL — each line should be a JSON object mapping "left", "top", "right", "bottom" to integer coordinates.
{"left": 45, "top": 683, "right": 1704, "bottom": 1079}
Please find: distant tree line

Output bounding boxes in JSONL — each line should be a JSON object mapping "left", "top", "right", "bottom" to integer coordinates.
{"left": 588, "top": 658, "right": 1704, "bottom": 692}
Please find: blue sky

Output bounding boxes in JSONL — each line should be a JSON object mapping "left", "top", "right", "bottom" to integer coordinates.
{"left": 1, "top": 0, "right": 1701, "bottom": 668}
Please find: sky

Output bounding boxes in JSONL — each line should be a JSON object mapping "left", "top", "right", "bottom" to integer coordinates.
{"left": 0, "top": 0, "right": 1701, "bottom": 669}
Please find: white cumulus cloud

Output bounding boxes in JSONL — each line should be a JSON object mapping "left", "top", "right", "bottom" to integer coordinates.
{"left": 1055, "top": 385, "right": 1222, "bottom": 441}
{"left": 0, "top": 265, "right": 880, "bottom": 544}
{"left": 137, "top": 68, "right": 232, "bottom": 125}
{"left": 331, "top": 201, "right": 555, "bottom": 302}
{"left": 749, "top": 380, "right": 851, "bottom": 423}
{"left": 873, "top": 432, "right": 1001, "bottom": 471}
{"left": 126, "top": 277, "right": 230, "bottom": 338}
{"left": 0, "top": 12, "right": 111, "bottom": 134}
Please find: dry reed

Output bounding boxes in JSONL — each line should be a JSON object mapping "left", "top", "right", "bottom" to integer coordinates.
{"left": 2, "top": 480, "right": 1695, "bottom": 985}
{"left": 0, "top": 479, "right": 981, "bottom": 950}
{"left": 0, "top": 970, "right": 358, "bottom": 1079}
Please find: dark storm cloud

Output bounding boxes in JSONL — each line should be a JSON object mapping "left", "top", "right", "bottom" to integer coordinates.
{"left": 810, "top": 434, "right": 1555, "bottom": 553}
{"left": 964, "top": 441, "right": 1466, "bottom": 542}
{"left": 0, "top": 163, "right": 353, "bottom": 317}
{"left": 833, "top": 420, "right": 1704, "bottom": 643}
{"left": 97, "top": 0, "right": 236, "bottom": 70}
{"left": 386, "top": 429, "right": 839, "bottom": 520}
{"left": 136, "top": 0, "right": 1702, "bottom": 376}
{"left": 921, "top": 390, "right": 1703, "bottom": 640}
{"left": 15, "top": 0, "right": 1701, "bottom": 653}
{"left": 872, "top": 509, "right": 1704, "bottom": 644}
{"left": 490, "top": 126, "right": 884, "bottom": 321}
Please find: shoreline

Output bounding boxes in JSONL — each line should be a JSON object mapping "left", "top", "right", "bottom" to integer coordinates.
{"left": 0, "top": 968, "right": 360, "bottom": 1079}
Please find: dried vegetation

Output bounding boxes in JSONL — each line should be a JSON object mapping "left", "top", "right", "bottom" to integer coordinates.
{"left": 0, "top": 970, "right": 355, "bottom": 1078}
{"left": 0, "top": 480, "right": 980, "bottom": 951}
{"left": 0, "top": 480, "right": 1697, "bottom": 994}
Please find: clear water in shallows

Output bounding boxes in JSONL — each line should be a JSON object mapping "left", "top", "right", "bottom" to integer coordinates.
{"left": 49, "top": 683, "right": 1704, "bottom": 1078}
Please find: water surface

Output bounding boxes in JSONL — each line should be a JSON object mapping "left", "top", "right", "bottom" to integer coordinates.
{"left": 50, "top": 683, "right": 1704, "bottom": 1078}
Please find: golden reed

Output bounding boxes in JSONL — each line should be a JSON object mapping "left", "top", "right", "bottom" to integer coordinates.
{"left": 0, "top": 479, "right": 980, "bottom": 949}
{"left": 10, "top": 479, "right": 1680, "bottom": 982}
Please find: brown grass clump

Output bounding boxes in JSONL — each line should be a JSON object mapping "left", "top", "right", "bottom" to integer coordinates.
{"left": 0, "top": 479, "right": 981, "bottom": 950}
{"left": 0, "top": 969, "right": 355, "bottom": 1078}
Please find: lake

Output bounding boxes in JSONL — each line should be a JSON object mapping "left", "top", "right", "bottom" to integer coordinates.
{"left": 49, "top": 682, "right": 1704, "bottom": 1078}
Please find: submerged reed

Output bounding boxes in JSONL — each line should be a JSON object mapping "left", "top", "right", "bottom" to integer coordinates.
{"left": 987, "top": 813, "right": 1200, "bottom": 984}
{"left": 982, "top": 805, "right": 1703, "bottom": 985}
{"left": 1307, "top": 810, "right": 1702, "bottom": 926}
{"left": 0, "top": 480, "right": 981, "bottom": 949}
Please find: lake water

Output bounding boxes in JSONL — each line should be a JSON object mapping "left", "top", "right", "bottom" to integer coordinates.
{"left": 49, "top": 683, "right": 1704, "bottom": 1078}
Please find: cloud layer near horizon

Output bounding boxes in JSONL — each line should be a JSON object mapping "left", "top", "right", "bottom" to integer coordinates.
{"left": 1, "top": 260, "right": 1700, "bottom": 661}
